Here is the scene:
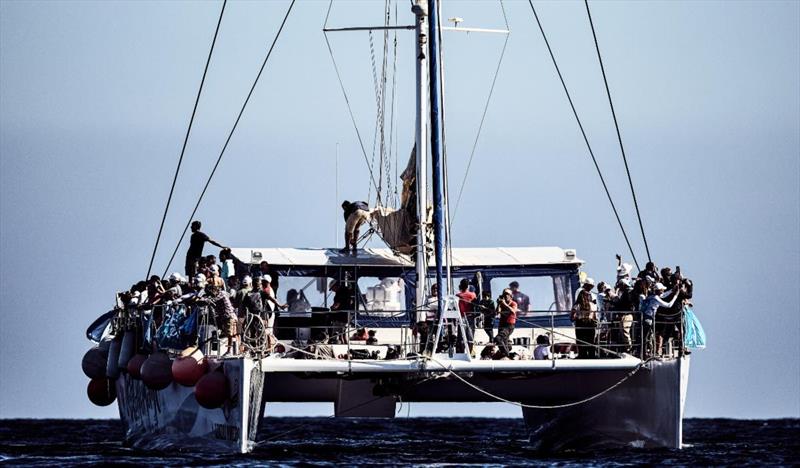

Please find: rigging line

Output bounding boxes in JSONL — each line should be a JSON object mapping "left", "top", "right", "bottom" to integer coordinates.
{"left": 585, "top": 0, "right": 651, "bottom": 263}
{"left": 527, "top": 0, "right": 641, "bottom": 270}
{"left": 451, "top": 0, "right": 510, "bottom": 223}
{"left": 387, "top": 5, "right": 399, "bottom": 206}
{"left": 323, "top": 0, "right": 382, "bottom": 202}
{"left": 161, "top": 0, "right": 296, "bottom": 277}
{"left": 426, "top": 355, "right": 652, "bottom": 409}
{"left": 145, "top": 0, "right": 227, "bottom": 280}
{"left": 451, "top": 45, "right": 508, "bottom": 223}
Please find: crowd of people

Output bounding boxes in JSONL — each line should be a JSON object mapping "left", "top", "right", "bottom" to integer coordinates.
{"left": 116, "top": 220, "right": 693, "bottom": 360}
{"left": 570, "top": 255, "right": 694, "bottom": 359}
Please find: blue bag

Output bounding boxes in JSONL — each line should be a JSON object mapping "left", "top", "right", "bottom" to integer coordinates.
{"left": 683, "top": 306, "right": 706, "bottom": 349}
{"left": 156, "top": 306, "right": 188, "bottom": 350}
{"left": 180, "top": 308, "right": 199, "bottom": 342}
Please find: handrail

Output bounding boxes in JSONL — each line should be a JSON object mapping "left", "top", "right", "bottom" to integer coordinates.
{"left": 111, "top": 301, "right": 688, "bottom": 362}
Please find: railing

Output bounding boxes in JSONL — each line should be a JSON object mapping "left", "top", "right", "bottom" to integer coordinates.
{"left": 111, "top": 303, "right": 688, "bottom": 362}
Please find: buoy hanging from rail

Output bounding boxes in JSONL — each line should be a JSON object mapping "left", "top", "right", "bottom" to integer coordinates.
{"left": 194, "top": 367, "right": 228, "bottom": 409}
{"left": 87, "top": 377, "right": 117, "bottom": 406}
{"left": 172, "top": 347, "right": 208, "bottom": 387}
{"left": 140, "top": 352, "right": 173, "bottom": 390}
{"left": 81, "top": 346, "right": 108, "bottom": 380}
{"left": 126, "top": 353, "right": 148, "bottom": 380}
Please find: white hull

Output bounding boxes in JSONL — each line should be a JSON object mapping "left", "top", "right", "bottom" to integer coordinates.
{"left": 522, "top": 356, "right": 691, "bottom": 450}
{"left": 116, "top": 357, "right": 265, "bottom": 453}
{"left": 114, "top": 355, "right": 688, "bottom": 452}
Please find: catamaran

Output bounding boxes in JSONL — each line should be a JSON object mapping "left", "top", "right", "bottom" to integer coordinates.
{"left": 81, "top": 0, "right": 697, "bottom": 453}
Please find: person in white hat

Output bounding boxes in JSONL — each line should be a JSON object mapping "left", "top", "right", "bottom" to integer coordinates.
{"left": 572, "top": 278, "right": 598, "bottom": 359}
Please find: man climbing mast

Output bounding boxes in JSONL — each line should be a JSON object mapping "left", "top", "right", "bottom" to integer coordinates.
{"left": 340, "top": 200, "right": 371, "bottom": 255}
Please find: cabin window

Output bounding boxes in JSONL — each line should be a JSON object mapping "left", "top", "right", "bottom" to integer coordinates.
{"left": 489, "top": 274, "right": 574, "bottom": 314}
{"left": 356, "top": 276, "right": 407, "bottom": 312}
{"left": 276, "top": 276, "right": 331, "bottom": 314}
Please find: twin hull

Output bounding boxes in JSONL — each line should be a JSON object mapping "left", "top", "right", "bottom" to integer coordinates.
{"left": 116, "top": 356, "right": 690, "bottom": 453}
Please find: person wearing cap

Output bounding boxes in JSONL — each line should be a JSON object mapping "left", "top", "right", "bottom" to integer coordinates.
{"left": 339, "top": 200, "right": 371, "bottom": 255}
{"left": 572, "top": 278, "right": 598, "bottom": 359}
{"left": 612, "top": 279, "right": 636, "bottom": 352}
{"left": 235, "top": 275, "right": 253, "bottom": 308}
{"left": 494, "top": 288, "right": 518, "bottom": 356}
{"left": 508, "top": 281, "right": 530, "bottom": 312}
{"left": 257, "top": 261, "right": 280, "bottom": 295}
{"left": 185, "top": 220, "right": 228, "bottom": 278}
{"left": 615, "top": 254, "right": 634, "bottom": 284}
{"left": 640, "top": 282, "right": 680, "bottom": 356}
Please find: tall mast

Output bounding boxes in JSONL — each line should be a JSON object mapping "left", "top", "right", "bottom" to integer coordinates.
{"left": 413, "top": 0, "right": 429, "bottom": 318}
{"left": 427, "top": 0, "right": 447, "bottom": 317}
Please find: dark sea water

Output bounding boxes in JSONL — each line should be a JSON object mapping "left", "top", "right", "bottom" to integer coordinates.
{"left": 1, "top": 418, "right": 798, "bottom": 466}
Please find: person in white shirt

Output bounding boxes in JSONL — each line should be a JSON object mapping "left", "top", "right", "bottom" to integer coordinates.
{"left": 533, "top": 334, "right": 551, "bottom": 360}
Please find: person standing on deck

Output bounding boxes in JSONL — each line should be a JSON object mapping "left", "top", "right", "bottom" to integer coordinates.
{"left": 494, "top": 289, "right": 518, "bottom": 357}
{"left": 478, "top": 290, "right": 497, "bottom": 343}
{"left": 185, "top": 221, "right": 227, "bottom": 278}
{"left": 572, "top": 278, "right": 598, "bottom": 359}
{"left": 340, "top": 200, "right": 371, "bottom": 255}
{"left": 456, "top": 278, "right": 477, "bottom": 353}
{"left": 508, "top": 281, "right": 530, "bottom": 312}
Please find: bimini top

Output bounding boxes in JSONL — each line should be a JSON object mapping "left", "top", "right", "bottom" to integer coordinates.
{"left": 228, "top": 247, "right": 583, "bottom": 269}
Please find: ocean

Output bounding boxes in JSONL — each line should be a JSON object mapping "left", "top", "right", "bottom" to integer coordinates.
{"left": 1, "top": 418, "right": 798, "bottom": 466}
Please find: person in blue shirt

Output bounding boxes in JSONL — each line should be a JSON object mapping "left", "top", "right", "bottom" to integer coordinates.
{"left": 641, "top": 282, "right": 679, "bottom": 356}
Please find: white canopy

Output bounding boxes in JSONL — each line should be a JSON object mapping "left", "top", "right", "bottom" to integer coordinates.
{"left": 228, "top": 246, "right": 582, "bottom": 268}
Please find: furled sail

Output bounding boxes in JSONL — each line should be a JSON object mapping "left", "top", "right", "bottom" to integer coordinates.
{"left": 372, "top": 146, "right": 429, "bottom": 255}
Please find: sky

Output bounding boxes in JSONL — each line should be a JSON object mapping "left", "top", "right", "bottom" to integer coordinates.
{"left": 1, "top": 0, "right": 798, "bottom": 420}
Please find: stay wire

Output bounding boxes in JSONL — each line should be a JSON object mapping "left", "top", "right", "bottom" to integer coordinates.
{"left": 144, "top": 0, "right": 227, "bottom": 280}
{"left": 323, "top": 0, "right": 382, "bottom": 203}
{"left": 161, "top": 0, "right": 296, "bottom": 277}
{"left": 584, "top": 0, "right": 651, "bottom": 263}
{"left": 452, "top": 0, "right": 510, "bottom": 223}
{"left": 527, "top": 0, "right": 640, "bottom": 270}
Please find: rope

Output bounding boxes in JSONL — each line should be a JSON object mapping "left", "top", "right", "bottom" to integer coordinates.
{"left": 161, "top": 0, "right": 296, "bottom": 277}
{"left": 144, "top": 0, "right": 227, "bottom": 280}
{"left": 323, "top": 0, "right": 382, "bottom": 202}
{"left": 584, "top": 0, "right": 651, "bottom": 263}
{"left": 452, "top": 0, "right": 510, "bottom": 223}
{"left": 426, "top": 354, "right": 651, "bottom": 409}
{"left": 527, "top": 0, "right": 640, "bottom": 270}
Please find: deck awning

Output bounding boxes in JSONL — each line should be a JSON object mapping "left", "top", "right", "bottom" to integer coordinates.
{"left": 228, "top": 246, "right": 583, "bottom": 268}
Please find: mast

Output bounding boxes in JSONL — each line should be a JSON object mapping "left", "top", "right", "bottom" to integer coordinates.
{"left": 413, "top": 0, "right": 429, "bottom": 319}
{"left": 427, "top": 0, "right": 447, "bottom": 318}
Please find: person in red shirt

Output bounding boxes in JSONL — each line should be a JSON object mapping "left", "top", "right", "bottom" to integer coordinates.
{"left": 456, "top": 279, "right": 477, "bottom": 353}
{"left": 494, "top": 288, "right": 518, "bottom": 357}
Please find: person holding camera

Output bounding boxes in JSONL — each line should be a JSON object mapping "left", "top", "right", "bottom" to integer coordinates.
{"left": 494, "top": 289, "right": 518, "bottom": 357}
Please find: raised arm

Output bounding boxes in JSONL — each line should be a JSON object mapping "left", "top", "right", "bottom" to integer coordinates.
{"left": 208, "top": 238, "right": 227, "bottom": 249}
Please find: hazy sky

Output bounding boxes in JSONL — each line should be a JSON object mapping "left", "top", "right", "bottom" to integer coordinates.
{"left": 1, "top": 0, "right": 798, "bottom": 419}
